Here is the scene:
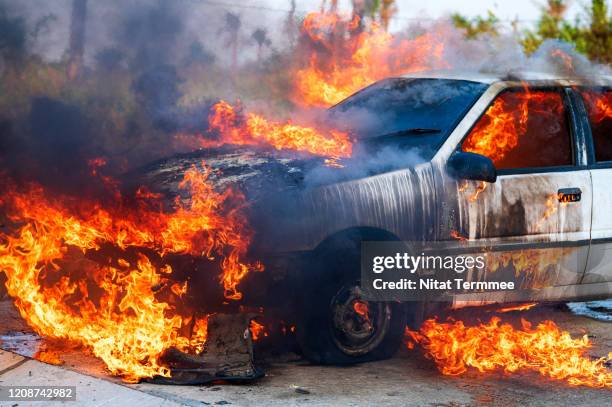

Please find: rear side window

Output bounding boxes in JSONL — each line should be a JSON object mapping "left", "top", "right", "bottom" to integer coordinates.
{"left": 462, "top": 89, "right": 573, "bottom": 171}
{"left": 580, "top": 89, "right": 612, "bottom": 162}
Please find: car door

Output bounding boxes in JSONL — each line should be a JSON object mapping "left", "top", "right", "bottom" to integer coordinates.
{"left": 578, "top": 87, "right": 612, "bottom": 284}
{"left": 451, "top": 86, "right": 591, "bottom": 290}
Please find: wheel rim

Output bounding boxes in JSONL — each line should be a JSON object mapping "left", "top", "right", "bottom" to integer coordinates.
{"left": 330, "top": 283, "right": 392, "bottom": 356}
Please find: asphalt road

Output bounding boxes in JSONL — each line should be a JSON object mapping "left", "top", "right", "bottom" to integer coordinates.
{"left": 0, "top": 300, "right": 610, "bottom": 407}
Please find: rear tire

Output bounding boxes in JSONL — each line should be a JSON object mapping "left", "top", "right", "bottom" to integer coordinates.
{"left": 296, "top": 248, "right": 408, "bottom": 365}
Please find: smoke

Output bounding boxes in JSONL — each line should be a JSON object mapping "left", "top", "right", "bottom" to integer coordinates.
{"left": 423, "top": 24, "right": 612, "bottom": 81}
{"left": 304, "top": 144, "right": 427, "bottom": 187}
{"left": 527, "top": 39, "right": 612, "bottom": 80}
{"left": 113, "top": 2, "right": 186, "bottom": 69}
{"left": 0, "top": 0, "right": 610, "bottom": 199}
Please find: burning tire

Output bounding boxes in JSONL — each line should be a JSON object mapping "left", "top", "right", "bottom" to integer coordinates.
{"left": 296, "top": 247, "right": 408, "bottom": 365}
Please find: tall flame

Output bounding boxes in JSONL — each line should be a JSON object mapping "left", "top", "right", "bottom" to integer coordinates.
{"left": 187, "top": 11, "right": 451, "bottom": 159}
{"left": 406, "top": 317, "right": 611, "bottom": 388}
{"left": 0, "top": 163, "right": 260, "bottom": 381}
{"left": 294, "top": 12, "right": 448, "bottom": 107}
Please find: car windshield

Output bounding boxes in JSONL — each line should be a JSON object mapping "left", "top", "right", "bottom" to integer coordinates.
{"left": 329, "top": 78, "right": 488, "bottom": 160}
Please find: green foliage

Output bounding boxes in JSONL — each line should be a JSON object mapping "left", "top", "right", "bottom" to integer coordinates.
{"left": 451, "top": 11, "right": 500, "bottom": 39}
{"left": 452, "top": 0, "right": 612, "bottom": 64}
{"left": 0, "top": 55, "right": 144, "bottom": 163}
{"left": 583, "top": 0, "right": 612, "bottom": 63}
{"left": 522, "top": 0, "right": 612, "bottom": 63}
{"left": 351, "top": 0, "right": 396, "bottom": 30}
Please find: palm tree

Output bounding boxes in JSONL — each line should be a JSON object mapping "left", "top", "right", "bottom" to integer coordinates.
{"left": 252, "top": 28, "right": 271, "bottom": 62}
{"left": 284, "top": 0, "right": 298, "bottom": 46}
{"left": 220, "top": 12, "right": 241, "bottom": 71}
{"left": 351, "top": 0, "right": 366, "bottom": 35}
{"left": 379, "top": 0, "right": 397, "bottom": 31}
{"left": 67, "top": 0, "right": 87, "bottom": 79}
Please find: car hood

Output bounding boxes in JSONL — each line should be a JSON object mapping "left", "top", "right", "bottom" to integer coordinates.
{"left": 127, "top": 145, "right": 437, "bottom": 253}
{"left": 128, "top": 143, "right": 429, "bottom": 203}
{"left": 127, "top": 146, "right": 325, "bottom": 201}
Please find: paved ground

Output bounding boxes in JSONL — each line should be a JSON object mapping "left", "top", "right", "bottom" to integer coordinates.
{"left": 0, "top": 300, "right": 609, "bottom": 407}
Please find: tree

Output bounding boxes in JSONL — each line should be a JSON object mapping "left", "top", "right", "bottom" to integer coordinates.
{"left": 220, "top": 12, "right": 241, "bottom": 71}
{"left": 284, "top": 0, "right": 298, "bottom": 46}
{"left": 184, "top": 42, "right": 215, "bottom": 66}
{"left": 351, "top": 0, "right": 397, "bottom": 31}
{"left": 252, "top": 28, "right": 271, "bottom": 62}
{"left": 452, "top": 0, "right": 612, "bottom": 65}
{"left": 583, "top": 0, "right": 612, "bottom": 63}
{"left": 379, "top": 0, "right": 397, "bottom": 31}
{"left": 521, "top": 0, "right": 574, "bottom": 53}
{"left": 67, "top": 0, "right": 88, "bottom": 79}
{"left": 452, "top": 11, "right": 499, "bottom": 38}
{"left": 0, "top": 4, "right": 26, "bottom": 65}
{"left": 522, "top": 0, "right": 611, "bottom": 63}
{"left": 351, "top": 0, "right": 366, "bottom": 35}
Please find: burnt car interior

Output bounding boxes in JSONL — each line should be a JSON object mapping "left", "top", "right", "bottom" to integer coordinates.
{"left": 461, "top": 88, "right": 575, "bottom": 172}
{"left": 580, "top": 88, "right": 612, "bottom": 163}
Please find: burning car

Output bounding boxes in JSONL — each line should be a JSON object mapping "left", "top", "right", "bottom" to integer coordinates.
{"left": 139, "top": 70, "right": 612, "bottom": 366}
{"left": 2, "top": 69, "right": 611, "bottom": 385}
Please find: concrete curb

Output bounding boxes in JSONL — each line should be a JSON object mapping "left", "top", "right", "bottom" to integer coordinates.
{"left": 0, "top": 350, "right": 182, "bottom": 407}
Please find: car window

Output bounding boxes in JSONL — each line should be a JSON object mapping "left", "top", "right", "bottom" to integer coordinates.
{"left": 461, "top": 89, "right": 573, "bottom": 171}
{"left": 330, "top": 78, "right": 487, "bottom": 161}
{"left": 580, "top": 89, "right": 612, "bottom": 162}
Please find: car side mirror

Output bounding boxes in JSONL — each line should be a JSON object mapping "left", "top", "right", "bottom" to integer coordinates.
{"left": 447, "top": 152, "right": 497, "bottom": 183}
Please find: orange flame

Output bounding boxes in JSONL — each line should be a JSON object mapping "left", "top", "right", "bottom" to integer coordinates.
{"left": 406, "top": 317, "right": 611, "bottom": 388}
{"left": 202, "top": 100, "right": 352, "bottom": 159}
{"left": 581, "top": 91, "right": 612, "bottom": 124}
{"left": 0, "top": 163, "right": 261, "bottom": 381}
{"left": 550, "top": 48, "right": 574, "bottom": 72}
{"left": 353, "top": 300, "right": 370, "bottom": 322}
{"left": 496, "top": 303, "right": 538, "bottom": 313}
{"left": 469, "top": 181, "right": 488, "bottom": 202}
{"left": 462, "top": 95, "right": 518, "bottom": 163}
{"left": 536, "top": 192, "right": 572, "bottom": 231}
{"left": 250, "top": 320, "right": 267, "bottom": 341}
{"left": 34, "top": 349, "right": 65, "bottom": 366}
{"left": 450, "top": 230, "right": 468, "bottom": 241}
{"left": 294, "top": 12, "right": 448, "bottom": 107}
{"left": 463, "top": 90, "right": 563, "bottom": 165}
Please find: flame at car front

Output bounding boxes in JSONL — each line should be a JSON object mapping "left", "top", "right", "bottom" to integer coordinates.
{"left": 0, "top": 163, "right": 257, "bottom": 382}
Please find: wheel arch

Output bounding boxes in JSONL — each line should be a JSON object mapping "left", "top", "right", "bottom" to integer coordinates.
{"left": 312, "top": 226, "right": 401, "bottom": 256}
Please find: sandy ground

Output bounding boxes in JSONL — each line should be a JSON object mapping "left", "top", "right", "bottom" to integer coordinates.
{"left": 0, "top": 299, "right": 610, "bottom": 407}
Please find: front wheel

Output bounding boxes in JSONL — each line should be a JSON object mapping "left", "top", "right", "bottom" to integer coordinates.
{"left": 296, "top": 250, "right": 408, "bottom": 365}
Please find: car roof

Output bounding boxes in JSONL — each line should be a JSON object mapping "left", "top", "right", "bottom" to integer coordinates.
{"left": 400, "top": 69, "right": 612, "bottom": 86}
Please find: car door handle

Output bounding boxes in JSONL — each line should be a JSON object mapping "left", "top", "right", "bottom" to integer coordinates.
{"left": 558, "top": 188, "right": 582, "bottom": 203}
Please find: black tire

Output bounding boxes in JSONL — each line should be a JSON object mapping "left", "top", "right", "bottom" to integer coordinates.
{"left": 296, "top": 248, "right": 409, "bottom": 365}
